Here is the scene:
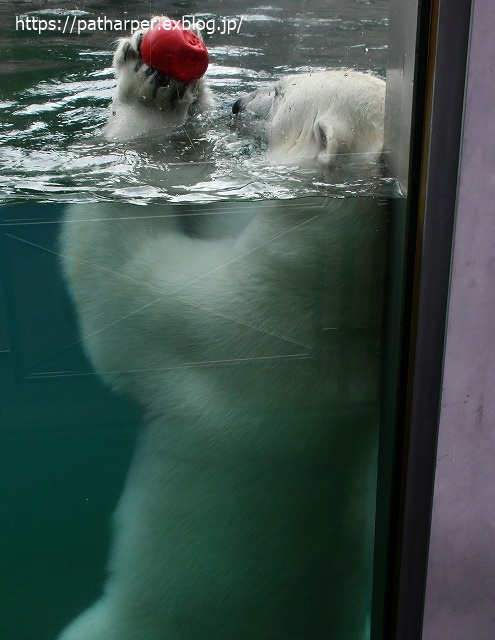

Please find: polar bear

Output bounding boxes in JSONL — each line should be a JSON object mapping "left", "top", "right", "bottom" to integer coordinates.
{"left": 232, "top": 71, "right": 385, "bottom": 168}
{"left": 56, "top": 18, "right": 387, "bottom": 640}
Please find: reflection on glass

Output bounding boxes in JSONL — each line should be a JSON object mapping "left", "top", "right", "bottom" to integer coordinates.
{"left": 0, "top": 1, "right": 410, "bottom": 639}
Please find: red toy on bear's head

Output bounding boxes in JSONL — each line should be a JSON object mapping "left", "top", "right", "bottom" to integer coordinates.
{"left": 141, "top": 20, "right": 209, "bottom": 84}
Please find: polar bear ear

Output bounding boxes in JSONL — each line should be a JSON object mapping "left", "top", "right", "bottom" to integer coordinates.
{"left": 314, "top": 118, "right": 340, "bottom": 167}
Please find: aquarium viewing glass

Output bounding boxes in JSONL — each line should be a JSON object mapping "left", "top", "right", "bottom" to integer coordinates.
{"left": 0, "top": 1, "right": 420, "bottom": 639}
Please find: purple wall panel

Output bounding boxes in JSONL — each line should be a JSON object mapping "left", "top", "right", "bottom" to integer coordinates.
{"left": 422, "top": 0, "right": 495, "bottom": 637}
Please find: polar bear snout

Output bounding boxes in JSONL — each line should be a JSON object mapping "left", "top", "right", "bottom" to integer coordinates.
{"left": 231, "top": 84, "right": 278, "bottom": 119}
{"left": 232, "top": 97, "right": 243, "bottom": 114}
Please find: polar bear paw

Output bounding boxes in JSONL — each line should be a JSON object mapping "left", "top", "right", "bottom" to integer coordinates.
{"left": 105, "top": 17, "right": 211, "bottom": 140}
{"left": 113, "top": 30, "right": 200, "bottom": 109}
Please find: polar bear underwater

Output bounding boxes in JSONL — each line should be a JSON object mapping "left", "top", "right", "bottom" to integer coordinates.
{"left": 57, "top": 17, "right": 387, "bottom": 640}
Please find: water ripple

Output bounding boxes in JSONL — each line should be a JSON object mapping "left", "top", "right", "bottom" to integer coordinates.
{"left": 0, "top": 1, "right": 394, "bottom": 205}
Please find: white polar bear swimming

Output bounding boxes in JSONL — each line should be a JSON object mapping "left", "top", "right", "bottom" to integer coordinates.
{"left": 232, "top": 71, "right": 385, "bottom": 168}
{"left": 57, "top": 17, "right": 387, "bottom": 640}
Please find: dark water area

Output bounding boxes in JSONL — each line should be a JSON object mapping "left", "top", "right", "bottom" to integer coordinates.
{"left": 1, "top": 2, "right": 393, "bottom": 639}
{"left": 0, "top": 200, "right": 140, "bottom": 639}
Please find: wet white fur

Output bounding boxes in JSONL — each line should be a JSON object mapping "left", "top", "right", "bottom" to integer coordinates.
{"left": 235, "top": 71, "right": 385, "bottom": 167}
{"left": 56, "top": 21, "right": 386, "bottom": 640}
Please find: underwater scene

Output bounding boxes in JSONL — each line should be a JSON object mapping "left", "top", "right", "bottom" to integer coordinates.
{"left": 0, "top": 1, "right": 403, "bottom": 639}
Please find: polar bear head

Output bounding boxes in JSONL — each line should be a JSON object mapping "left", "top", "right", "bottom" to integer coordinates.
{"left": 105, "top": 16, "right": 212, "bottom": 141}
{"left": 232, "top": 70, "right": 385, "bottom": 170}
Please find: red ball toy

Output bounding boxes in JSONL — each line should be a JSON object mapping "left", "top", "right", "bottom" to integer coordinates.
{"left": 141, "top": 21, "right": 209, "bottom": 84}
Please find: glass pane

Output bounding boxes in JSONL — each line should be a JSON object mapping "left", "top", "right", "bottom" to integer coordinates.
{"left": 0, "top": 1, "right": 416, "bottom": 639}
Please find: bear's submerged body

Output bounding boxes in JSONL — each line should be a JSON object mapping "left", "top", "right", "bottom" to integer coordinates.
{"left": 56, "top": 18, "right": 388, "bottom": 640}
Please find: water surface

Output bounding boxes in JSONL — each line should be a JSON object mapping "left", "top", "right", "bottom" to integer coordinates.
{"left": 0, "top": 0, "right": 392, "bottom": 204}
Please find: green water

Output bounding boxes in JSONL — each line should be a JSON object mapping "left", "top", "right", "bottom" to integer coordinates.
{"left": 0, "top": 195, "right": 391, "bottom": 639}
{"left": 0, "top": 1, "right": 402, "bottom": 638}
{"left": 0, "top": 204, "right": 137, "bottom": 639}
